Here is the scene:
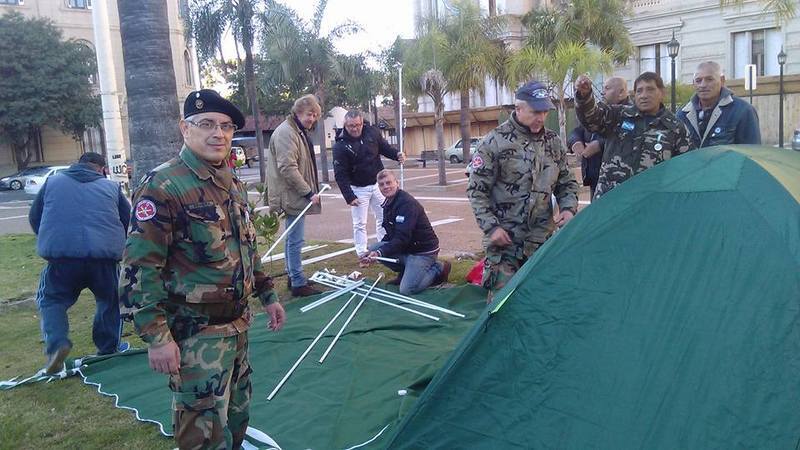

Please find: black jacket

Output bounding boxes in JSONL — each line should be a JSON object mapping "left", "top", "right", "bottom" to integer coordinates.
{"left": 567, "top": 125, "right": 603, "bottom": 187}
{"left": 377, "top": 190, "right": 439, "bottom": 257}
{"left": 332, "top": 124, "right": 400, "bottom": 204}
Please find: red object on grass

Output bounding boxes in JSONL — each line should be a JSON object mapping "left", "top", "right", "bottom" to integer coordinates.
{"left": 465, "top": 258, "right": 485, "bottom": 285}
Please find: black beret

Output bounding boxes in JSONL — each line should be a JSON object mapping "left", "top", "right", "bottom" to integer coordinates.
{"left": 183, "top": 89, "right": 245, "bottom": 129}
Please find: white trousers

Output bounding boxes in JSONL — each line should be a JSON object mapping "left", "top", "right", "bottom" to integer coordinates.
{"left": 351, "top": 184, "right": 386, "bottom": 255}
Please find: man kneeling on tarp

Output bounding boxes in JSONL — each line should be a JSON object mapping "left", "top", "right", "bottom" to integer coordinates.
{"left": 360, "top": 169, "right": 450, "bottom": 295}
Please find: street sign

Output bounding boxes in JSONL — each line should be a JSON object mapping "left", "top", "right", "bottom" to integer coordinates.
{"left": 744, "top": 64, "right": 757, "bottom": 90}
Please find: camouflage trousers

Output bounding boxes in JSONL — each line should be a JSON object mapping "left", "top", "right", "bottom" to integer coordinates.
{"left": 169, "top": 326, "right": 252, "bottom": 450}
{"left": 483, "top": 239, "right": 541, "bottom": 301}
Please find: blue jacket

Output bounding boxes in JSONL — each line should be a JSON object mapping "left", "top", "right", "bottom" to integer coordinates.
{"left": 377, "top": 189, "right": 439, "bottom": 258}
{"left": 29, "top": 163, "right": 130, "bottom": 261}
{"left": 677, "top": 87, "right": 761, "bottom": 148}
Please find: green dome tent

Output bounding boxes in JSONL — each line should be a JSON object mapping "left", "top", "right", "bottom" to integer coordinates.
{"left": 387, "top": 146, "right": 800, "bottom": 449}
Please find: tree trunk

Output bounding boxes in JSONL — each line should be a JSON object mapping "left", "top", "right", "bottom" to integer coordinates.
{"left": 118, "top": 0, "right": 182, "bottom": 188}
{"left": 459, "top": 90, "right": 471, "bottom": 163}
{"left": 314, "top": 83, "right": 330, "bottom": 184}
{"left": 237, "top": 3, "right": 266, "bottom": 185}
{"left": 557, "top": 87, "right": 568, "bottom": 149}
{"left": 435, "top": 99, "right": 446, "bottom": 186}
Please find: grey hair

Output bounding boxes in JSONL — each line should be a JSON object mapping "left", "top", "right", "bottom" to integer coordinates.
{"left": 695, "top": 61, "right": 723, "bottom": 78}
{"left": 376, "top": 169, "right": 396, "bottom": 181}
{"left": 344, "top": 109, "right": 363, "bottom": 121}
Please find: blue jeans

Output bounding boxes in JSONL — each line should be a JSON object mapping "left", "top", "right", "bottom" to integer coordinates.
{"left": 37, "top": 259, "right": 122, "bottom": 355}
{"left": 369, "top": 242, "right": 443, "bottom": 296}
{"left": 284, "top": 214, "right": 307, "bottom": 288}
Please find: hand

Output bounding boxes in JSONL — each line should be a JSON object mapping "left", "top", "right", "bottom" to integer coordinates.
{"left": 310, "top": 194, "right": 321, "bottom": 205}
{"left": 264, "top": 302, "right": 286, "bottom": 331}
{"left": 575, "top": 75, "right": 592, "bottom": 97}
{"left": 397, "top": 152, "right": 406, "bottom": 164}
{"left": 489, "top": 227, "right": 512, "bottom": 247}
{"left": 348, "top": 198, "right": 360, "bottom": 207}
{"left": 556, "top": 210, "right": 575, "bottom": 227}
{"left": 571, "top": 142, "right": 586, "bottom": 156}
{"left": 359, "top": 251, "right": 378, "bottom": 267}
{"left": 148, "top": 341, "right": 180, "bottom": 375}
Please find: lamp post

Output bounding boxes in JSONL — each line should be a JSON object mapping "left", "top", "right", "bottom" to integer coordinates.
{"left": 667, "top": 30, "right": 681, "bottom": 113}
{"left": 778, "top": 47, "right": 787, "bottom": 148}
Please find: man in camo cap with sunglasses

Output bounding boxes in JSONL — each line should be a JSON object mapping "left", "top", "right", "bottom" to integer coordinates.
{"left": 120, "top": 89, "right": 285, "bottom": 449}
{"left": 467, "top": 81, "right": 579, "bottom": 301}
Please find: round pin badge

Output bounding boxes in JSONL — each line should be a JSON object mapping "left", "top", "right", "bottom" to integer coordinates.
{"left": 135, "top": 199, "right": 157, "bottom": 221}
{"left": 714, "top": 127, "right": 721, "bottom": 134}
{"left": 654, "top": 143, "right": 663, "bottom": 151}
{"left": 195, "top": 99, "right": 204, "bottom": 109}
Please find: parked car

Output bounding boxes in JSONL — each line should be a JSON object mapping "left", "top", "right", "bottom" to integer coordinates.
{"left": 444, "top": 137, "right": 482, "bottom": 163}
{"left": 231, "top": 137, "right": 261, "bottom": 168}
{"left": 0, "top": 166, "right": 53, "bottom": 191}
{"left": 24, "top": 165, "right": 69, "bottom": 195}
{"left": 793, "top": 128, "right": 800, "bottom": 151}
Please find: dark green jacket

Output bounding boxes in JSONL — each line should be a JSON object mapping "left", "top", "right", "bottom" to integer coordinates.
{"left": 120, "top": 146, "right": 276, "bottom": 345}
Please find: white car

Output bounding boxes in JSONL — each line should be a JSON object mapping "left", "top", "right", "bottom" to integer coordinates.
{"left": 24, "top": 165, "right": 69, "bottom": 195}
{"left": 444, "top": 137, "right": 482, "bottom": 163}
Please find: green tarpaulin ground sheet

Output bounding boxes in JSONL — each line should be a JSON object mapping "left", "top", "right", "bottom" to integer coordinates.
{"left": 387, "top": 147, "right": 800, "bottom": 449}
{"left": 78, "top": 283, "right": 488, "bottom": 449}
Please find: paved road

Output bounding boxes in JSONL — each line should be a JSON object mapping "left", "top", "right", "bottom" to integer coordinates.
{"left": 1, "top": 162, "right": 592, "bottom": 258}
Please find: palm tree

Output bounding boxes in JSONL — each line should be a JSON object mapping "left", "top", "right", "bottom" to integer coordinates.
{"left": 259, "top": 0, "right": 360, "bottom": 183}
{"left": 512, "top": 0, "right": 632, "bottom": 146}
{"left": 118, "top": 0, "right": 183, "bottom": 187}
{"left": 403, "top": 21, "right": 449, "bottom": 185}
{"left": 719, "top": 0, "right": 796, "bottom": 23}
{"left": 438, "top": 0, "right": 507, "bottom": 163}
{"left": 184, "top": 0, "right": 269, "bottom": 184}
{"left": 508, "top": 42, "right": 613, "bottom": 147}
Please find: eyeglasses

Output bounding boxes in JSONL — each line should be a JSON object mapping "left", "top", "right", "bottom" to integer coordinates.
{"left": 186, "top": 119, "right": 238, "bottom": 133}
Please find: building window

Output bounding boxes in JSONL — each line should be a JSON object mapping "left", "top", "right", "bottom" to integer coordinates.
{"left": 0, "top": 0, "right": 23, "bottom": 5}
{"left": 184, "top": 50, "right": 194, "bottom": 86}
{"left": 732, "top": 28, "right": 782, "bottom": 78}
{"left": 638, "top": 43, "right": 674, "bottom": 84}
{"left": 67, "top": 0, "right": 91, "bottom": 9}
{"left": 178, "top": 0, "right": 188, "bottom": 18}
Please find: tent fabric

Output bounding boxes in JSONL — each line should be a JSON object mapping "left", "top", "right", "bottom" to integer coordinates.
{"left": 387, "top": 146, "right": 800, "bottom": 449}
{"left": 77, "top": 283, "right": 487, "bottom": 449}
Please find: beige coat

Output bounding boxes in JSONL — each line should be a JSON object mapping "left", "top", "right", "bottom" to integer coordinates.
{"left": 267, "top": 116, "right": 321, "bottom": 216}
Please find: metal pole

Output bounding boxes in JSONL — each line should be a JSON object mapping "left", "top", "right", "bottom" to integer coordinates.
{"left": 779, "top": 62, "right": 784, "bottom": 148}
{"left": 749, "top": 65, "right": 754, "bottom": 105}
{"left": 398, "top": 63, "right": 404, "bottom": 190}
{"left": 90, "top": 0, "right": 128, "bottom": 188}
{"left": 310, "top": 277, "right": 440, "bottom": 320}
{"left": 267, "top": 293, "right": 358, "bottom": 401}
{"left": 300, "top": 280, "right": 365, "bottom": 313}
{"left": 263, "top": 184, "right": 330, "bottom": 258}
{"left": 318, "top": 274, "right": 384, "bottom": 364}
{"left": 670, "top": 56, "right": 677, "bottom": 113}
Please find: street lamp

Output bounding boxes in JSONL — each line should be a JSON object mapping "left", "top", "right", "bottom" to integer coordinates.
{"left": 778, "top": 47, "right": 787, "bottom": 148}
{"left": 667, "top": 30, "right": 681, "bottom": 113}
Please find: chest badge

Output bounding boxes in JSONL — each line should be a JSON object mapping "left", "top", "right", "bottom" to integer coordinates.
{"left": 396, "top": 215, "right": 405, "bottom": 223}
{"left": 621, "top": 121, "right": 635, "bottom": 132}
{"left": 654, "top": 143, "right": 663, "bottom": 151}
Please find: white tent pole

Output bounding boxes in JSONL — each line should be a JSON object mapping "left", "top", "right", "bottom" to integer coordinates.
{"left": 318, "top": 274, "right": 384, "bottom": 364}
{"left": 264, "top": 184, "right": 330, "bottom": 258}
{"left": 266, "top": 293, "right": 358, "bottom": 401}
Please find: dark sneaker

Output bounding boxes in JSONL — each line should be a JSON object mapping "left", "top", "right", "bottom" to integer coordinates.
{"left": 44, "top": 344, "right": 72, "bottom": 376}
{"left": 291, "top": 285, "right": 322, "bottom": 297}
{"left": 433, "top": 260, "right": 451, "bottom": 286}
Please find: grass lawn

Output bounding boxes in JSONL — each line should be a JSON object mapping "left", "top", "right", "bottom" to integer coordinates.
{"left": 0, "top": 234, "right": 477, "bottom": 449}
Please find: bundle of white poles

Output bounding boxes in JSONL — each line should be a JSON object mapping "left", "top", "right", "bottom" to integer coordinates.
{"left": 266, "top": 270, "right": 465, "bottom": 400}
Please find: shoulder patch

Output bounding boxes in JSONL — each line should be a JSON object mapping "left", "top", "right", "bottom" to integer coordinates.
{"left": 471, "top": 155, "right": 485, "bottom": 169}
{"left": 135, "top": 199, "right": 157, "bottom": 221}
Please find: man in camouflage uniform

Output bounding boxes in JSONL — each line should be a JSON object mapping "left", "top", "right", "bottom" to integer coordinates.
{"left": 120, "top": 89, "right": 285, "bottom": 450}
{"left": 467, "top": 81, "right": 579, "bottom": 300}
{"left": 575, "top": 72, "right": 691, "bottom": 199}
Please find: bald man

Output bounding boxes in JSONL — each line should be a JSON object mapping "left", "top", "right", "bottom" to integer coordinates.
{"left": 568, "top": 77, "right": 629, "bottom": 200}
{"left": 677, "top": 61, "right": 760, "bottom": 148}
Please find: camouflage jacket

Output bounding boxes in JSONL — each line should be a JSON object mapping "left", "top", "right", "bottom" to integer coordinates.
{"left": 467, "top": 113, "right": 579, "bottom": 245}
{"left": 576, "top": 92, "right": 690, "bottom": 198}
{"left": 120, "top": 147, "right": 277, "bottom": 346}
